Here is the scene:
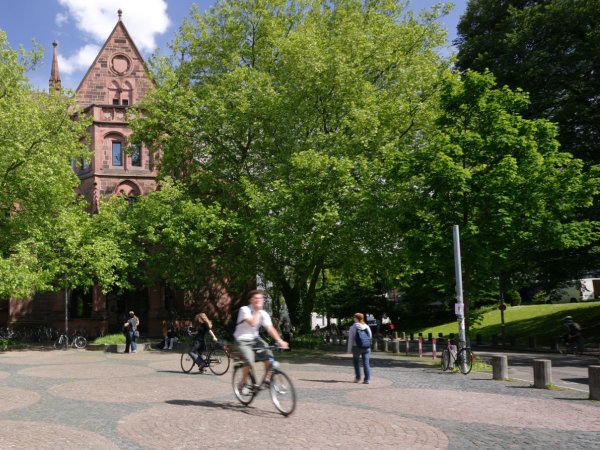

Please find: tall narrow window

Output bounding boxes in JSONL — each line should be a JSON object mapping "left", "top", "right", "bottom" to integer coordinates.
{"left": 121, "top": 99, "right": 128, "bottom": 106}
{"left": 112, "top": 142, "right": 122, "bottom": 166}
{"left": 82, "top": 157, "right": 88, "bottom": 170}
{"left": 131, "top": 144, "right": 141, "bottom": 167}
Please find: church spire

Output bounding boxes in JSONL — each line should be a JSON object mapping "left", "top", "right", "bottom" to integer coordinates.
{"left": 49, "top": 40, "right": 61, "bottom": 92}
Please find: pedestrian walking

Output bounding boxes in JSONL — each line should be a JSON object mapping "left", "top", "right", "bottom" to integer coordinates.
{"left": 347, "top": 312, "right": 372, "bottom": 384}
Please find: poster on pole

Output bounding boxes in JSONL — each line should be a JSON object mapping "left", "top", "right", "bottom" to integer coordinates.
{"left": 454, "top": 303, "right": 464, "bottom": 316}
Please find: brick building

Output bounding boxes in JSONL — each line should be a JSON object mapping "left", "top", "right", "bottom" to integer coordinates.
{"left": 4, "top": 11, "right": 235, "bottom": 337}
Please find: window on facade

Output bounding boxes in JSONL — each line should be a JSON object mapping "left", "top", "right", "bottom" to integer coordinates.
{"left": 131, "top": 144, "right": 141, "bottom": 167}
{"left": 112, "top": 99, "right": 119, "bottom": 105}
{"left": 82, "top": 158, "right": 88, "bottom": 170}
{"left": 122, "top": 99, "right": 128, "bottom": 106}
{"left": 112, "top": 142, "right": 122, "bottom": 166}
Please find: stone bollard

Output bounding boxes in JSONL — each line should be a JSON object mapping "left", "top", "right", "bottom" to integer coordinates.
{"left": 381, "top": 339, "right": 389, "bottom": 352}
{"left": 492, "top": 355, "right": 508, "bottom": 381}
{"left": 492, "top": 334, "right": 498, "bottom": 346}
{"left": 533, "top": 359, "right": 552, "bottom": 389}
{"left": 393, "top": 331, "right": 398, "bottom": 340}
{"left": 392, "top": 339, "right": 400, "bottom": 353}
{"left": 428, "top": 333, "right": 433, "bottom": 343}
{"left": 529, "top": 336, "right": 537, "bottom": 349}
{"left": 401, "top": 332, "right": 406, "bottom": 340}
{"left": 476, "top": 334, "right": 482, "bottom": 346}
{"left": 589, "top": 366, "right": 600, "bottom": 400}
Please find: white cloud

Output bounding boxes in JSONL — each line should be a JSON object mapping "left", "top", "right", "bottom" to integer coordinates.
{"left": 55, "top": 12, "right": 69, "bottom": 27}
{"left": 57, "top": 0, "right": 170, "bottom": 52}
{"left": 58, "top": 44, "right": 101, "bottom": 75}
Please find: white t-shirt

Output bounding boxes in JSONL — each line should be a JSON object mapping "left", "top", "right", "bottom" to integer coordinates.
{"left": 233, "top": 305, "right": 273, "bottom": 340}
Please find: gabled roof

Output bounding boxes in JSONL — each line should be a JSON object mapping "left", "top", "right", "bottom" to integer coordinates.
{"left": 75, "top": 11, "right": 152, "bottom": 107}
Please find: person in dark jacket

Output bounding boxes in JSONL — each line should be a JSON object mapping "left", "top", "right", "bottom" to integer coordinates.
{"left": 189, "top": 313, "right": 218, "bottom": 372}
{"left": 123, "top": 311, "right": 137, "bottom": 354}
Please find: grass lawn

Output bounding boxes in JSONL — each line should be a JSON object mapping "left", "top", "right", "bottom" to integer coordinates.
{"left": 418, "top": 302, "right": 600, "bottom": 346}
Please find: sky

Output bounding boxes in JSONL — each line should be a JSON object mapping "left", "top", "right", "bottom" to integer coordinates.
{"left": 0, "top": 0, "right": 469, "bottom": 92}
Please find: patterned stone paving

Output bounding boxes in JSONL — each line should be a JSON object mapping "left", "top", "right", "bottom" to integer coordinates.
{"left": 118, "top": 401, "right": 449, "bottom": 449}
{"left": 1, "top": 347, "right": 599, "bottom": 449}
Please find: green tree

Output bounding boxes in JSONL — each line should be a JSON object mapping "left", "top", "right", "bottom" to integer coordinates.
{"left": 132, "top": 0, "right": 452, "bottom": 329}
{"left": 394, "top": 70, "right": 600, "bottom": 329}
{"left": 0, "top": 31, "right": 91, "bottom": 298}
{"left": 455, "top": 0, "right": 600, "bottom": 165}
{"left": 454, "top": 0, "right": 600, "bottom": 285}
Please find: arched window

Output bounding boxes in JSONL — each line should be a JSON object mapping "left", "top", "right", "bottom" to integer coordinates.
{"left": 122, "top": 81, "right": 133, "bottom": 106}
{"left": 108, "top": 81, "right": 120, "bottom": 105}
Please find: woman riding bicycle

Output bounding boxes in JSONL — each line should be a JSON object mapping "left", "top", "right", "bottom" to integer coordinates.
{"left": 234, "top": 290, "right": 288, "bottom": 386}
{"left": 190, "top": 313, "right": 218, "bottom": 373}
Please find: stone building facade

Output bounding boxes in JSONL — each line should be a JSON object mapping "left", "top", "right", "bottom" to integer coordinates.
{"left": 4, "top": 11, "right": 236, "bottom": 337}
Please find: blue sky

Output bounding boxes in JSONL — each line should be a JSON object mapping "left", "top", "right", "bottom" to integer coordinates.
{"left": 0, "top": 0, "right": 468, "bottom": 92}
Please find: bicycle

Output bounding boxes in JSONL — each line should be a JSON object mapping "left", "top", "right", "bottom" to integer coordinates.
{"left": 180, "top": 340, "right": 231, "bottom": 375}
{"left": 557, "top": 333, "right": 584, "bottom": 355}
{"left": 54, "top": 331, "right": 87, "bottom": 349}
{"left": 441, "top": 338, "right": 473, "bottom": 374}
{"left": 232, "top": 345, "right": 296, "bottom": 416}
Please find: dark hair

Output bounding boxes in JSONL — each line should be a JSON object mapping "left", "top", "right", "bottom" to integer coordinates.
{"left": 246, "top": 290, "right": 264, "bottom": 301}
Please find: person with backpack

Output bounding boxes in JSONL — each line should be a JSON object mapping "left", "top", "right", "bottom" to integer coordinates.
{"left": 563, "top": 316, "right": 583, "bottom": 348}
{"left": 347, "top": 312, "right": 372, "bottom": 384}
{"left": 234, "top": 290, "right": 289, "bottom": 390}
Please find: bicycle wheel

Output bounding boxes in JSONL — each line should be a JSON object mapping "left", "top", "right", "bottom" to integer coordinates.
{"left": 270, "top": 369, "right": 296, "bottom": 416}
{"left": 457, "top": 348, "right": 473, "bottom": 375}
{"left": 54, "top": 335, "right": 67, "bottom": 350}
{"left": 232, "top": 364, "right": 256, "bottom": 405}
{"left": 180, "top": 351, "right": 196, "bottom": 373}
{"left": 74, "top": 336, "right": 87, "bottom": 349}
{"left": 441, "top": 348, "right": 451, "bottom": 371}
{"left": 208, "top": 348, "right": 230, "bottom": 376}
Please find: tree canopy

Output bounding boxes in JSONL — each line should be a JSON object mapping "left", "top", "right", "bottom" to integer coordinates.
{"left": 0, "top": 31, "right": 96, "bottom": 298}
{"left": 393, "top": 70, "right": 600, "bottom": 326}
{"left": 131, "top": 0, "right": 452, "bottom": 328}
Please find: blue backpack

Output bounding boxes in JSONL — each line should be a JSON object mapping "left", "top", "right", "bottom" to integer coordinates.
{"left": 355, "top": 327, "right": 371, "bottom": 348}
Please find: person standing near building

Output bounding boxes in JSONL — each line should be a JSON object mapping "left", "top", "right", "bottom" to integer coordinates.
{"left": 123, "top": 311, "right": 137, "bottom": 353}
{"left": 347, "top": 313, "right": 372, "bottom": 384}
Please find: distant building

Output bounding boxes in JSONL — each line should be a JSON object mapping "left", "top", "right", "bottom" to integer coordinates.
{"left": 3, "top": 11, "right": 238, "bottom": 337}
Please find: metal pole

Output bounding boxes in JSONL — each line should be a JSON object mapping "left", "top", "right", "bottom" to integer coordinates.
{"left": 64, "top": 274, "right": 69, "bottom": 337}
{"left": 452, "top": 225, "right": 467, "bottom": 372}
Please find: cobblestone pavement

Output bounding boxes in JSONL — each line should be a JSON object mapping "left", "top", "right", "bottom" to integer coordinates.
{"left": 1, "top": 347, "right": 599, "bottom": 449}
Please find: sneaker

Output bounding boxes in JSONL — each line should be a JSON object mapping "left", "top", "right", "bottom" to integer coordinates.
{"left": 132, "top": 351, "right": 137, "bottom": 353}
{"left": 363, "top": 380, "right": 369, "bottom": 384}
{"left": 241, "top": 384, "right": 251, "bottom": 396}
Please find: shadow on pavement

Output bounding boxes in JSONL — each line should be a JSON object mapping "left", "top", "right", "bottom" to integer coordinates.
{"left": 165, "top": 399, "right": 283, "bottom": 418}
{"left": 562, "top": 377, "right": 589, "bottom": 385}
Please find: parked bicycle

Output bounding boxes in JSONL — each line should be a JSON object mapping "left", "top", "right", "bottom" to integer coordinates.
{"left": 232, "top": 345, "right": 296, "bottom": 416}
{"left": 180, "top": 340, "right": 231, "bottom": 375}
{"left": 441, "top": 338, "right": 473, "bottom": 374}
{"left": 54, "top": 330, "right": 87, "bottom": 349}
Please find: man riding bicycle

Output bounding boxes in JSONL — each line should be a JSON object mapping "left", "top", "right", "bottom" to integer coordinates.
{"left": 563, "top": 316, "right": 582, "bottom": 345}
{"left": 234, "top": 290, "right": 289, "bottom": 387}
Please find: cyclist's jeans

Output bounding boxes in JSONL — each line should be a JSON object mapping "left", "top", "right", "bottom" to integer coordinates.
{"left": 352, "top": 347, "right": 370, "bottom": 382}
{"left": 189, "top": 340, "right": 205, "bottom": 364}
